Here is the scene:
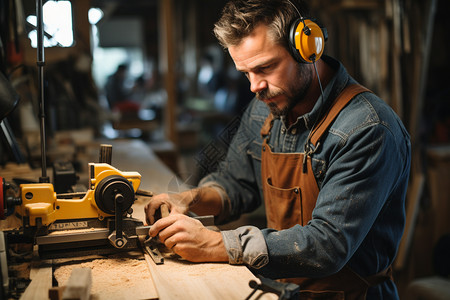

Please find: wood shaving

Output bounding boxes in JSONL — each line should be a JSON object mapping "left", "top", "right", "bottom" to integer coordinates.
{"left": 54, "top": 257, "right": 158, "bottom": 299}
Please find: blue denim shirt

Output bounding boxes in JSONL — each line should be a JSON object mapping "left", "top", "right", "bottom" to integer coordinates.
{"left": 199, "top": 56, "right": 411, "bottom": 299}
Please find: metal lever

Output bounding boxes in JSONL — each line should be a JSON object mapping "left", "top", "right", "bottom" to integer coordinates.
{"left": 108, "top": 192, "right": 126, "bottom": 248}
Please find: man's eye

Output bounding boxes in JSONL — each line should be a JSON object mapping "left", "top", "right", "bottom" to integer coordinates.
{"left": 260, "top": 65, "right": 272, "bottom": 73}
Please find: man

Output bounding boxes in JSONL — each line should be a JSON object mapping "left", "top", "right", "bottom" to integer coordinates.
{"left": 145, "top": 0, "right": 411, "bottom": 299}
{"left": 105, "top": 63, "right": 129, "bottom": 109}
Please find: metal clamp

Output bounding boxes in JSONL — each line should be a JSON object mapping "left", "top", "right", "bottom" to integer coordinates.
{"left": 246, "top": 275, "right": 300, "bottom": 300}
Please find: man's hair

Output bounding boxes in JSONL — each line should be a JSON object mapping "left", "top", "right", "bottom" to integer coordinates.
{"left": 213, "top": 0, "right": 310, "bottom": 50}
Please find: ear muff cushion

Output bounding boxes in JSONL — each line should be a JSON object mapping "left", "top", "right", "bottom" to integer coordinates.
{"left": 289, "top": 19, "right": 325, "bottom": 63}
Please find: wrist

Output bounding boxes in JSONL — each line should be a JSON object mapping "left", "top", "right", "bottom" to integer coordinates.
{"left": 208, "top": 230, "right": 229, "bottom": 262}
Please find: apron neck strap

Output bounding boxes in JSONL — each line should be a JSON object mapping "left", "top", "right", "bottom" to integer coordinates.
{"left": 309, "top": 84, "right": 371, "bottom": 147}
{"left": 260, "top": 113, "right": 275, "bottom": 138}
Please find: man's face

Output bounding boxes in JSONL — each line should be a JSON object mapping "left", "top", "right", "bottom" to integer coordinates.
{"left": 228, "top": 24, "right": 313, "bottom": 118}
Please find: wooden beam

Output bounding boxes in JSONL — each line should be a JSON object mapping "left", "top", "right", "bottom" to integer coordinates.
{"left": 71, "top": 0, "right": 91, "bottom": 53}
{"left": 20, "top": 261, "right": 53, "bottom": 300}
{"left": 390, "top": 0, "right": 404, "bottom": 119}
{"left": 408, "top": 0, "right": 438, "bottom": 146}
{"left": 158, "top": 0, "right": 178, "bottom": 146}
{"left": 61, "top": 268, "right": 92, "bottom": 300}
{"left": 395, "top": 0, "right": 438, "bottom": 271}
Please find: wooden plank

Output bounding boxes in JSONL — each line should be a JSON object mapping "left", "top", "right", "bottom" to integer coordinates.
{"left": 61, "top": 268, "right": 92, "bottom": 300}
{"left": 143, "top": 251, "right": 277, "bottom": 300}
{"left": 20, "top": 261, "right": 53, "bottom": 300}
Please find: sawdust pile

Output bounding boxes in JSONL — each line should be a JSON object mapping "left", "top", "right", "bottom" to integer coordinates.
{"left": 54, "top": 257, "right": 157, "bottom": 299}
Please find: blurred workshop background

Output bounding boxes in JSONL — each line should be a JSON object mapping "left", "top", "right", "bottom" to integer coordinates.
{"left": 0, "top": 0, "right": 449, "bottom": 298}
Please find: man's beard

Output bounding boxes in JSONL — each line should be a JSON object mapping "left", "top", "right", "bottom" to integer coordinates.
{"left": 256, "top": 63, "right": 312, "bottom": 118}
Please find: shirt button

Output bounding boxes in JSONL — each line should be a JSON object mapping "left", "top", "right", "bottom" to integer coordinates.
{"left": 294, "top": 188, "right": 299, "bottom": 194}
{"left": 281, "top": 128, "right": 286, "bottom": 134}
{"left": 262, "top": 146, "right": 266, "bottom": 151}
{"left": 291, "top": 128, "right": 297, "bottom": 134}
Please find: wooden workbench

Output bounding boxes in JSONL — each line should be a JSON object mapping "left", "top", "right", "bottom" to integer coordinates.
{"left": 3, "top": 139, "right": 276, "bottom": 300}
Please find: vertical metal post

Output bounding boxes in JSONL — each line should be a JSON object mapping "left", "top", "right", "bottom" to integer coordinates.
{"left": 36, "top": 0, "right": 49, "bottom": 183}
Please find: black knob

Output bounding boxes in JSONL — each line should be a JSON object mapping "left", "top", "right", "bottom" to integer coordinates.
{"left": 95, "top": 175, "right": 135, "bottom": 215}
{"left": 99, "top": 144, "right": 112, "bottom": 164}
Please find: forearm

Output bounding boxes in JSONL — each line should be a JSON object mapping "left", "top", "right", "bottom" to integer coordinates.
{"left": 188, "top": 186, "right": 223, "bottom": 217}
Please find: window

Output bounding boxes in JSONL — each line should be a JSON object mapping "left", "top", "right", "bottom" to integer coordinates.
{"left": 26, "top": 0, "right": 74, "bottom": 48}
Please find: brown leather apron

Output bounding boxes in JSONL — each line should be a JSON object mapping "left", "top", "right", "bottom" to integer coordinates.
{"left": 260, "top": 84, "right": 392, "bottom": 300}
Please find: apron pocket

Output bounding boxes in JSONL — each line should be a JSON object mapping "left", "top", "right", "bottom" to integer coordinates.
{"left": 264, "top": 177, "right": 302, "bottom": 229}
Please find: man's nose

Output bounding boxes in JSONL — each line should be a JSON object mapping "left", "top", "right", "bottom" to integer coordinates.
{"left": 248, "top": 73, "right": 267, "bottom": 93}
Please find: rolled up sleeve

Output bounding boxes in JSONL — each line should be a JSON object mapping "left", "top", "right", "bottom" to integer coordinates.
{"left": 221, "top": 226, "right": 269, "bottom": 269}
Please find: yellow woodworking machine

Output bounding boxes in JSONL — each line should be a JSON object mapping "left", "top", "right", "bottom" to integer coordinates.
{"left": 17, "top": 163, "right": 140, "bottom": 228}
{"left": 0, "top": 146, "right": 153, "bottom": 258}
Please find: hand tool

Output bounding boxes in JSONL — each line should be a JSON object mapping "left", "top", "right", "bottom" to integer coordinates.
{"left": 143, "top": 204, "right": 170, "bottom": 264}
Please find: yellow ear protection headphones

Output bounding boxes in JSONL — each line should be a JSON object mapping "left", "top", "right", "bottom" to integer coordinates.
{"left": 287, "top": 0, "right": 328, "bottom": 63}
{"left": 285, "top": 0, "right": 330, "bottom": 173}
